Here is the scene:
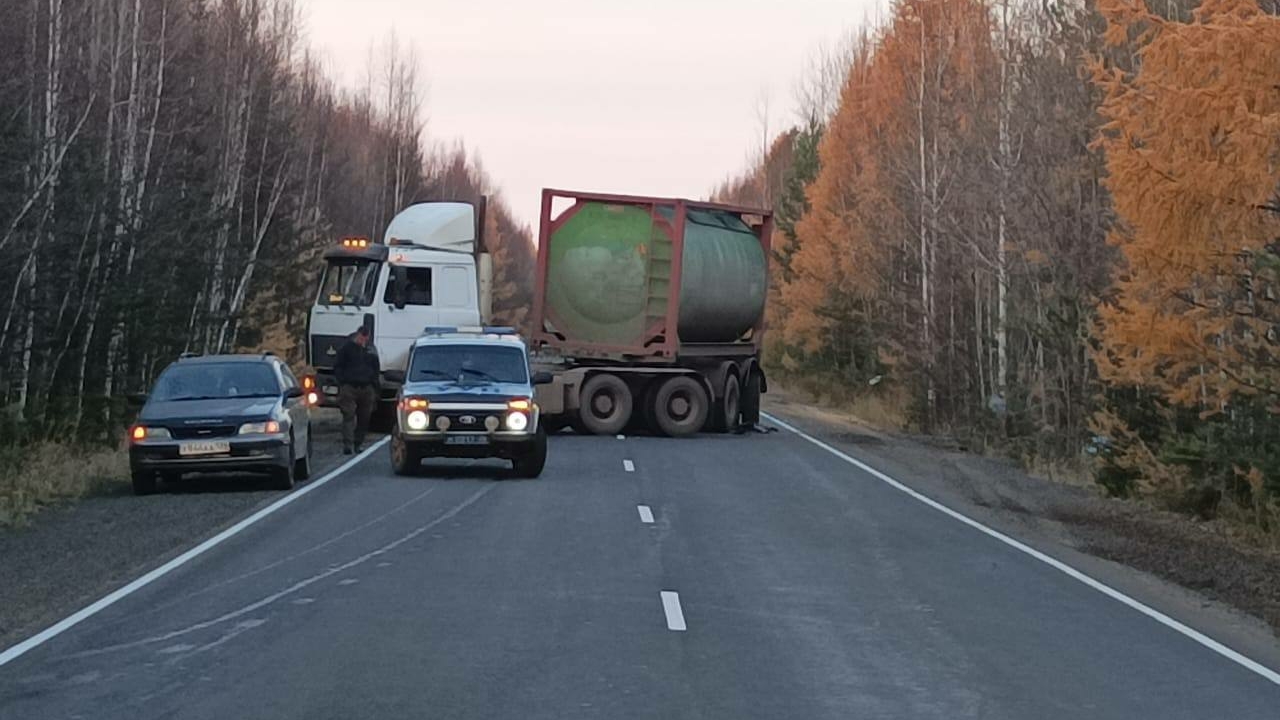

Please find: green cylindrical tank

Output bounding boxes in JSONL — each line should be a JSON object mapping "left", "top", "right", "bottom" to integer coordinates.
{"left": 544, "top": 201, "right": 767, "bottom": 348}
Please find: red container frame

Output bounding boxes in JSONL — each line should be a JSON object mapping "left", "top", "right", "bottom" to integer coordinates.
{"left": 531, "top": 188, "right": 774, "bottom": 361}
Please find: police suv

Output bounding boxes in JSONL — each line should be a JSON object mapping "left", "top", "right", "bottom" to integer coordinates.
{"left": 385, "top": 327, "right": 551, "bottom": 477}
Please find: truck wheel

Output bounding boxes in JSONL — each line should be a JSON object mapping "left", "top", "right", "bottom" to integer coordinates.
{"left": 712, "top": 374, "right": 741, "bottom": 433}
{"left": 369, "top": 403, "right": 396, "bottom": 433}
{"left": 652, "top": 376, "right": 709, "bottom": 438}
{"left": 579, "top": 373, "right": 633, "bottom": 436}
{"left": 512, "top": 425, "right": 548, "bottom": 478}
{"left": 741, "top": 370, "right": 762, "bottom": 425}
{"left": 390, "top": 430, "right": 422, "bottom": 476}
{"left": 131, "top": 470, "right": 158, "bottom": 496}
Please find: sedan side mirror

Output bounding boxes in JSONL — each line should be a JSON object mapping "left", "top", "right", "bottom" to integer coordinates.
{"left": 532, "top": 371, "right": 555, "bottom": 385}
{"left": 284, "top": 387, "right": 305, "bottom": 400}
{"left": 383, "top": 369, "right": 406, "bottom": 384}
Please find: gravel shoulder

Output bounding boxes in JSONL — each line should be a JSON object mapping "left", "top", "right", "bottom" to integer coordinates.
{"left": 0, "top": 409, "right": 371, "bottom": 650}
{"left": 763, "top": 391, "right": 1280, "bottom": 671}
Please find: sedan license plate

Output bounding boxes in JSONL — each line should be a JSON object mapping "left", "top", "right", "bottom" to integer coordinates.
{"left": 179, "top": 440, "right": 231, "bottom": 457}
{"left": 444, "top": 435, "right": 489, "bottom": 446}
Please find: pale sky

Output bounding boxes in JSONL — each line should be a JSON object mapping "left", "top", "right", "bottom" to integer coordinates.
{"left": 302, "top": 0, "right": 878, "bottom": 228}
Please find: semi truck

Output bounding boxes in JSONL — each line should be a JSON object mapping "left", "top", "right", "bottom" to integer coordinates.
{"left": 530, "top": 188, "right": 773, "bottom": 438}
{"left": 307, "top": 201, "right": 492, "bottom": 412}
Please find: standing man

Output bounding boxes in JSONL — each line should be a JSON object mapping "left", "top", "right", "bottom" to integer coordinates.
{"left": 334, "top": 326, "right": 380, "bottom": 454}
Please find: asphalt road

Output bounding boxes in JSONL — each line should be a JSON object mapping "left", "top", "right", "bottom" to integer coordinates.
{"left": 2, "top": 418, "right": 1279, "bottom": 719}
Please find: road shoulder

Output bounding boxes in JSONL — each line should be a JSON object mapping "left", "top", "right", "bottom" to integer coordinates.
{"left": 762, "top": 395, "right": 1280, "bottom": 675}
{"left": 0, "top": 410, "right": 363, "bottom": 650}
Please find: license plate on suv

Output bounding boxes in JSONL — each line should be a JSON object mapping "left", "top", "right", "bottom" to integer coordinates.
{"left": 444, "top": 435, "right": 489, "bottom": 446}
{"left": 179, "top": 440, "right": 231, "bottom": 456}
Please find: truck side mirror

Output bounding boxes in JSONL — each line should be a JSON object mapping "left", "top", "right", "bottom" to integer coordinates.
{"left": 390, "top": 266, "right": 407, "bottom": 310}
{"left": 532, "top": 371, "right": 554, "bottom": 385}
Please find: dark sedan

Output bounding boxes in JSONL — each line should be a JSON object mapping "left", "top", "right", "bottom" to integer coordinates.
{"left": 128, "top": 354, "right": 314, "bottom": 494}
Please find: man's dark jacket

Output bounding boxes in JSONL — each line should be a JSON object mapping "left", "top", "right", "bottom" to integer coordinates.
{"left": 334, "top": 339, "right": 380, "bottom": 387}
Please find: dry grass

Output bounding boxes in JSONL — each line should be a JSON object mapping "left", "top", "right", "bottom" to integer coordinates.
{"left": 0, "top": 443, "right": 130, "bottom": 527}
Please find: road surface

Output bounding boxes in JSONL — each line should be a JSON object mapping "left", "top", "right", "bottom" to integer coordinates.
{"left": 2, "top": 414, "right": 1278, "bottom": 719}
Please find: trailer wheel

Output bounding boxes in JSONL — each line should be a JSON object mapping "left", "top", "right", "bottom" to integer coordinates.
{"left": 652, "top": 376, "right": 709, "bottom": 438}
{"left": 741, "top": 369, "right": 762, "bottom": 425}
{"left": 711, "top": 374, "right": 741, "bottom": 433}
{"left": 579, "top": 373, "right": 633, "bottom": 436}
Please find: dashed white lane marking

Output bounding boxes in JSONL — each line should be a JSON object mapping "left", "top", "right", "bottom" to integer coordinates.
{"left": 761, "top": 411, "right": 1280, "bottom": 687}
{"left": 623, "top": 460, "right": 635, "bottom": 472}
{"left": 0, "top": 438, "right": 392, "bottom": 667}
{"left": 338, "top": 578, "right": 359, "bottom": 586}
{"left": 637, "top": 505, "right": 654, "bottom": 524}
{"left": 616, "top": 434, "right": 625, "bottom": 440}
{"left": 660, "top": 591, "right": 686, "bottom": 632}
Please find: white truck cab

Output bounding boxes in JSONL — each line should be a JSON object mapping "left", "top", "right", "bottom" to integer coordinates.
{"left": 308, "top": 202, "right": 492, "bottom": 407}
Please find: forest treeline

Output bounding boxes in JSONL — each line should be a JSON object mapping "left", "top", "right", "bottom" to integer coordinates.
{"left": 715, "top": 0, "right": 1280, "bottom": 530}
{"left": 0, "top": 0, "right": 534, "bottom": 443}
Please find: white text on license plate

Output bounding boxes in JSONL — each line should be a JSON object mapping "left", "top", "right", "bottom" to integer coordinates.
{"left": 445, "top": 435, "right": 489, "bottom": 446}
{"left": 179, "top": 440, "right": 231, "bottom": 456}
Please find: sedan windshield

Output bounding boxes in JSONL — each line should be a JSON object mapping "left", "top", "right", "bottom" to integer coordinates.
{"left": 409, "top": 345, "right": 528, "bottom": 384}
{"left": 151, "top": 363, "right": 281, "bottom": 401}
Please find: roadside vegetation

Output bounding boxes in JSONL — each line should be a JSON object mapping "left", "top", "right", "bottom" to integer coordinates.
{"left": 716, "top": 0, "right": 1280, "bottom": 540}
{"left": 0, "top": 440, "right": 128, "bottom": 527}
{"left": 0, "top": 1, "right": 535, "bottom": 488}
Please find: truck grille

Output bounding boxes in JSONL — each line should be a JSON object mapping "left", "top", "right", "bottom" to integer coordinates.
{"left": 310, "top": 334, "right": 347, "bottom": 371}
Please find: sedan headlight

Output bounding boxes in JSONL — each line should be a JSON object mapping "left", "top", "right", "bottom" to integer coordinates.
{"left": 505, "top": 411, "right": 529, "bottom": 432}
{"left": 238, "top": 420, "right": 282, "bottom": 435}
{"left": 406, "top": 410, "right": 429, "bottom": 431}
{"left": 130, "top": 426, "right": 171, "bottom": 441}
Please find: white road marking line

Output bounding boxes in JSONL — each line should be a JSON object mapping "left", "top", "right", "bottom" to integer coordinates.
{"left": 0, "top": 437, "right": 391, "bottom": 667}
{"left": 616, "top": 434, "right": 626, "bottom": 440}
{"left": 637, "top": 505, "right": 654, "bottom": 524}
{"left": 623, "top": 459, "right": 635, "bottom": 472}
{"left": 660, "top": 591, "right": 687, "bottom": 631}
{"left": 762, "top": 411, "right": 1280, "bottom": 687}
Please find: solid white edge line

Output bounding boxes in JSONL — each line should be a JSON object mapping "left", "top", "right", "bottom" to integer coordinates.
{"left": 0, "top": 437, "right": 391, "bottom": 668}
{"left": 660, "top": 591, "right": 686, "bottom": 631}
{"left": 761, "top": 411, "right": 1280, "bottom": 687}
{"left": 637, "top": 505, "right": 654, "bottom": 524}
{"left": 623, "top": 459, "right": 635, "bottom": 472}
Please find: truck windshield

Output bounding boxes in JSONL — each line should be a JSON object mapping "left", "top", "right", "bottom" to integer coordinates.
{"left": 409, "top": 345, "right": 528, "bottom": 384}
{"left": 319, "top": 260, "right": 380, "bottom": 306}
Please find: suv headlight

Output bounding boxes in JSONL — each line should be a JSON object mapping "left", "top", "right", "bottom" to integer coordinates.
{"left": 406, "top": 410, "right": 429, "bottom": 431}
{"left": 505, "top": 411, "right": 529, "bottom": 431}
{"left": 239, "top": 420, "right": 282, "bottom": 435}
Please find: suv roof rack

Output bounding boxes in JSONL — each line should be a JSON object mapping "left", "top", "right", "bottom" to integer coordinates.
{"left": 422, "top": 326, "right": 517, "bottom": 336}
{"left": 178, "top": 351, "right": 201, "bottom": 360}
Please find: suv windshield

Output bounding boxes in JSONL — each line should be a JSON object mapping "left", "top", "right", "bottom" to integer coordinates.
{"left": 151, "top": 363, "right": 282, "bottom": 401}
{"left": 409, "top": 345, "right": 528, "bottom": 384}
{"left": 319, "top": 259, "right": 380, "bottom": 306}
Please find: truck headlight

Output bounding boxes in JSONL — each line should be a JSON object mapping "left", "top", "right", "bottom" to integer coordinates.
{"left": 505, "top": 411, "right": 529, "bottom": 431}
{"left": 406, "top": 410, "right": 429, "bottom": 431}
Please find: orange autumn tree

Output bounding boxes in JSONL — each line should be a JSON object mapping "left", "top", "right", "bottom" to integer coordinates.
{"left": 1093, "top": 0, "right": 1280, "bottom": 501}
{"left": 786, "top": 0, "right": 995, "bottom": 422}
